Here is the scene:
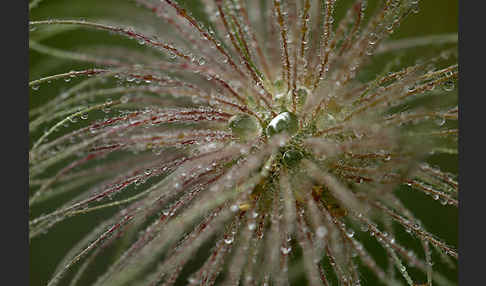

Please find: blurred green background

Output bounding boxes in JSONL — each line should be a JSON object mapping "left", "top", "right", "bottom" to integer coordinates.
{"left": 29, "top": 0, "right": 458, "bottom": 285}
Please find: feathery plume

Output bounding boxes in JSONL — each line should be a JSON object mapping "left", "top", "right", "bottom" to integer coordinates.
{"left": 29, "top": 0, "right": 458, "bottom": 285}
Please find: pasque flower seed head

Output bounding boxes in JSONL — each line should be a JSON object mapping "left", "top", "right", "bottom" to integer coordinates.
{"left": 29, "top": 0, "right": 457, "bottom": 285}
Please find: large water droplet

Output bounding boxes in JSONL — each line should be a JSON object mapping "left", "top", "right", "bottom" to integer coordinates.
{"left": 266, "top": 112, "right": 298, "bottom": 137}
{"left": 282, "top": 149, "right": 303, "bottom": 167}
{"left": 228, "top": 114, "right": 261, "bottom": 141}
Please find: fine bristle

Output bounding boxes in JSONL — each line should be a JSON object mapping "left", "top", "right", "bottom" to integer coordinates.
{"left": 29, "top": 1, "right": 457, "bottom": 285}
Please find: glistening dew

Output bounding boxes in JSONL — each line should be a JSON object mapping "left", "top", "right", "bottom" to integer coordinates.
{"left": 29, "top": 0, "right": 458, "bottom": 285}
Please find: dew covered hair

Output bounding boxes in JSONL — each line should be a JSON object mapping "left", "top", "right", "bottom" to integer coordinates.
{"left": 29, "top": 0, "right": 457, "bottom": 285}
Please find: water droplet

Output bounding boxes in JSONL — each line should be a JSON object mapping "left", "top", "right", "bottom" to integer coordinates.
{"left": 296, "top": 87, "right": 309, "bottom": 106}
{"left": 365, "top": 45, "right": 374, "bottom": 56}
{"left": 316, "top": 226, "right": 327, "bottom": 238}
{"left": 275, "top": 91, "right": 290, "bottom": 103}
{"left": 435, "top": 117, "right": 446, "bottom": 126}
{"left": 282, "top": 149, "right": 303, "bottom": 167}
{"left": 228, "top": 114, "right": 261, "bottom": 141}
{"left": 121, "top": 95, "right": 130, "bottom": 103}
{"left": 224, "top": 236, "right": 234, "bottom": 244}
{"left": 266, "top": 112, "right": 298, "bottom": 137}
{"left": 89, "top": 126, "right": 97, "bottom": 134}
{"left": 31, "top": 85, "right": 39, "bottom": 91}
{"left": 280, "top": 246, "right": 292, "bottom": 255}
{"left": 346, "top": 229, "right": 355, "bottom": 238}
{"left": 368, "top": 32, "right": 379, "bottom": 45}
{"left": 168, "top": 52, "right": 177, "bottom": 59}
{"left": 248, "top": 223, "right": 256, "bottom": 230}
{"left": 443, "top": 81, "right": 455, "bottom": 91}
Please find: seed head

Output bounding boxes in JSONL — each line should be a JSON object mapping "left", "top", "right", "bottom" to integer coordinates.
{"left": 29, "top": 0, "right": 457, "bottom": 285}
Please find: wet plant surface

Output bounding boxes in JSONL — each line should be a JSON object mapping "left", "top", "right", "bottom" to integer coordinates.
{"left": 29, "top": 0, "right": 458, "bottom": 285}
